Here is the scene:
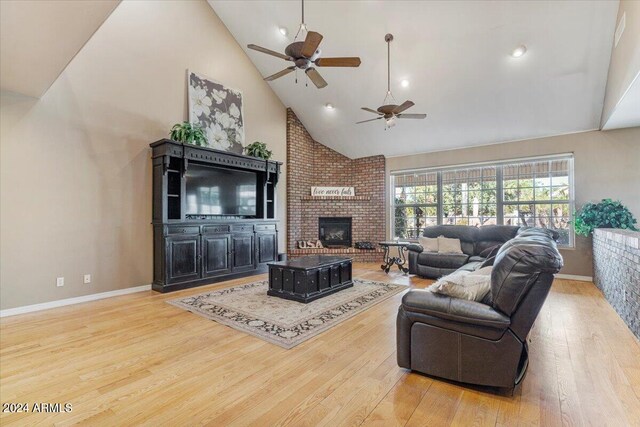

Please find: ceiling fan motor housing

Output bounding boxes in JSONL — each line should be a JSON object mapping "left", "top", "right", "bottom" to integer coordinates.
{"left": 286, "top": 41, "right": 321, "bottom": 69}
{"left": 377, "top": 104, "right": 398, "bottom": 115}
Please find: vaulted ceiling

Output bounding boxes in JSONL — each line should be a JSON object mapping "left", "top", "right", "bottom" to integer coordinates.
{"left": 0, "top": 0, "right": 120, "bottom": 98}
{"left": 210, "top": 0, "right": 619, "bottom": 158}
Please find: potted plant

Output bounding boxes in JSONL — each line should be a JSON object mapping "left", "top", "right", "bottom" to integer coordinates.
{"left": 573, "top": 198, "right": 638, "bottom": 236}
{"left": 244, "top": 141, "right": 273, "bottom": 160}
{"left": 169, "top": 122, "right": 207, "bottom": 146}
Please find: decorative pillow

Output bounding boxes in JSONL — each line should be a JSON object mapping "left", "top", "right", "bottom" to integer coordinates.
{"left": 418, "top": 236, "right": 439, "bottom": 252}
{"left": 431, "top": 267, "right": 492, "bottom": 302}
{"left": 437, "top": 236, "right": 463, "bottom": 254}
{"left": 479, "top": 244, "right": 501, "bottom": 259}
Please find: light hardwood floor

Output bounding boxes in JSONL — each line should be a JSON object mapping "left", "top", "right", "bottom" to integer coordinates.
{"left": 1, "top": 263, "right": 639, "bottom": 426}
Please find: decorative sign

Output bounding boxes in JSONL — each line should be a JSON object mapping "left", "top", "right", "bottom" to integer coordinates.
{"left": 297, "top": 239, "right": 324, "bottom": 249}
{"left": 311, "top": 187, "right": 355, "bottom": 197}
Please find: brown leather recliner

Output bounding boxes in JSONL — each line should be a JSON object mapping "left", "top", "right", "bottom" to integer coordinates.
{"left": 397, "top": 228, "right": 563, "bottom": 388}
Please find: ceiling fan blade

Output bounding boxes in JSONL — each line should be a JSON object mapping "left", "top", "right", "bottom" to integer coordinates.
{"left": 247, "top": 44, "right": 290, "bottom": 61}
{"left": 361, "top": 107, "right": 382, "bottom": 115}
{"left": 315, "top": 57, "right": 361, "bottom": 67}
{"left": 264, "top": 66, "right": 296, "bottom": 81}
{"left": 301, "top": 31, "right": 323, "bottom": 58}
{"left": 305, "top": 68, "right": 328, "bottom": 88}
{"left": 393, "top": 100, "right": 415, "bottom": 114}
{"left": 356, "top": 117, "right": 384, "bottom": 124}
{"left": 397, "top": 113, "right": 427, "bottom": 119}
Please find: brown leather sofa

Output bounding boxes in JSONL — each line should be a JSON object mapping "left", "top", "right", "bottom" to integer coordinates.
{"left": 397, "top": 228, "right": 563, "bottom": 389}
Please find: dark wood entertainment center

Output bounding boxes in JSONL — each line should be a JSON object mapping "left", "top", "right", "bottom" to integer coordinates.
{"left": 150, "top": 139, "right": 282, "bottom": 292}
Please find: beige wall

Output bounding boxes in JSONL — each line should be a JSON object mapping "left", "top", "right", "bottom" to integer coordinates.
{"left": 0, "top": 0, "right": 287, "bottom": 310}
{"left": 386, "top": 128, "right": 640, "bottom": 277}
{"left": 601, "top": 0, "right": 640, "bottom": 126}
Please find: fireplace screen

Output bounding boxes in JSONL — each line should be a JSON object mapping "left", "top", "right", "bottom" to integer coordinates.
{"left": 319, "top": 217, "right": 352, "bottom": 247}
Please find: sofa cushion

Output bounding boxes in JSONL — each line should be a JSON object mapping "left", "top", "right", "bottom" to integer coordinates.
{"left": 416, "top": 264, "right": 458, "bottom": 279}
{"left": 479, "top": 244, "right": 501, "bottom": 258}
{"left": 402, "top": 290, "right": 510, "bottom": 331}
{"left": 417, "top": 252, "right": 469, "bottom": 269}
{"left": 437, "top": 236, "right": 463, "bottom": 254}
{"left": 418, "top": 236, "right": 439, "bottom": 252}
{"left": 477, "top": 225, "right": 520, "bottom": 243}
{"left": 422, "top": 225, "right": 478, "bottom": 255}
{"left": 475, "top": 225, "right": 520, "bottom": 255}
{"left": 479, "top": 256, "right": 496, "bottom": 268}
{"left": 458, "top": 261, "right": 483, "bottom": 272}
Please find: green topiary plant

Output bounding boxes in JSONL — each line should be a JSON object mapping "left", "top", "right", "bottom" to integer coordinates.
{"left": 573, "top": 198, "right": 638, "bottom": 236}
{"left": 244, "top": 141, "right": 272, "bottom": 160}
{"left": 169, "top": 122, "right": 207, "bottom": 146}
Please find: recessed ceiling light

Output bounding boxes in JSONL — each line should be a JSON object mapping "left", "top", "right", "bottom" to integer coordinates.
{"left": 511, "top": 45, "right": 527, "bottom": 58}
{"left": 400, "top": 79, "right": 410, "bottom": 88}
{"left": 278, "top": 27, "right": 288, "bottom": 37}
{"left": 324, "top": 103, "right": 334, "bottom": 110}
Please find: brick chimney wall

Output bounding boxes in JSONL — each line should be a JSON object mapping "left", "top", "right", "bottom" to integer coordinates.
{"left": 286, "top": 108, "right": 386, "bottom": 262}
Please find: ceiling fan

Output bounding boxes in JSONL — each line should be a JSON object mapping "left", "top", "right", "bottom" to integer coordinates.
{"left": 247, "top": 0, "right": 361, "bottom": 89}
{"left": 358, "top": 34, "right": 426, "bottom": 128}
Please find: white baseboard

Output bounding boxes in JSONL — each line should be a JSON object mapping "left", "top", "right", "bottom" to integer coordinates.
{"left": 0, "top": 284, "right": 152, "bottom": 318}
{"left": 555, "top": 274, "right": 593, "bottom": 282}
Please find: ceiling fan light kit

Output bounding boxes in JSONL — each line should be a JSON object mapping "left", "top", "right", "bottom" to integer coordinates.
{"left": 247, "top": 0, "right": 361, "bottom": 89}
{"left": 357, "top": 33, "right": 427, "bottom": 129}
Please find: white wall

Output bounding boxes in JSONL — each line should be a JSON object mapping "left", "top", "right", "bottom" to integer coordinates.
{"left": 601, "top": 0, "right": 640, "bottom": 127}
{"left": 0, "top": 0, "right": 287, "bottom": 310}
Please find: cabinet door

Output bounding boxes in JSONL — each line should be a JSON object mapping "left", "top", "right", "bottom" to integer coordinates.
{"left": 232, "top": 233, "right": 255, "bottom": 272}
{"left": 202, "top": 234, "right": 231, "bottom": 277}
{"left": 256, "top": 232, "right": 277, "bottom": 264}
{"left": 167, "top": 235, "right": 201, "bottom": 284}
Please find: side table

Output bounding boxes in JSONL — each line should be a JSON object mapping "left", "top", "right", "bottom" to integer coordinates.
{"left": 379, "top": 241, "right": 410, "bottom": 274}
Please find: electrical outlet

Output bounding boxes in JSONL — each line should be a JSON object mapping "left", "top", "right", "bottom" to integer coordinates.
{"left": 83, "top": 274, "right": 91, "bottom": 284}
{"left": 56, "top": 277, "right": 64, "bottom": 287}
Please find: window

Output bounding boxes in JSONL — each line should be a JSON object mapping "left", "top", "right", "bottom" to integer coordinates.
{"left": 441, "top": 167, "right": 497, "bottom": 227}
{"left": 393, "top": 172, "right": 438, "bottom": 239}
{"left": 391, "top": 154, "right": 574, "bottom": 247}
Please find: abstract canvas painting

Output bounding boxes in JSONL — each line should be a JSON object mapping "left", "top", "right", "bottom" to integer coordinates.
{"left": 188, "top": 71, "right": 244, "bottom": 153}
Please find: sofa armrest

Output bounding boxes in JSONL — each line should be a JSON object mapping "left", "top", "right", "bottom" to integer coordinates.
{"left": 401, "top": 289, "right": 510, "bottom": 329}
{"left": 406, "top": 244, "right": 424, "bottom": 253}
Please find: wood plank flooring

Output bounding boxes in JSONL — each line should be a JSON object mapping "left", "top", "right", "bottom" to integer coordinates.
{"left": 1, "top": 263, "right": 639, "bottom": 426}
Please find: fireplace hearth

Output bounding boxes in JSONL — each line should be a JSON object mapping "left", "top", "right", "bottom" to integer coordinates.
{"left": 319, "top": 217, "right": 352, "bottom": 248}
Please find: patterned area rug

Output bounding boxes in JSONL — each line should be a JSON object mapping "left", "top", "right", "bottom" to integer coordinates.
{"left": 167, "top": 279, "right": 406, "bottom": 349}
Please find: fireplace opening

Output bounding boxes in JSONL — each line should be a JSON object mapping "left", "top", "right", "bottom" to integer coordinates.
{"left": 319, "top": 217, "right": 352, "bottom": 248}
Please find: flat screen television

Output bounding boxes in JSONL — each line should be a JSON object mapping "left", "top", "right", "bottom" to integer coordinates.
{"left": 185, "top": 164, "right": 257, "bottom": 216}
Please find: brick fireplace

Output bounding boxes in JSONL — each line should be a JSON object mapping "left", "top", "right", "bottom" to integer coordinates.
{"left": 286, "top": 109, "right": 385, "bottom": 262}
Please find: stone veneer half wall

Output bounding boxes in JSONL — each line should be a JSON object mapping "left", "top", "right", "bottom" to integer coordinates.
{"left": 286, "top": 109, "right": 385, "bottom": 262}
{"left": 593, "top": 228, "right": 640, "bottom": 339}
